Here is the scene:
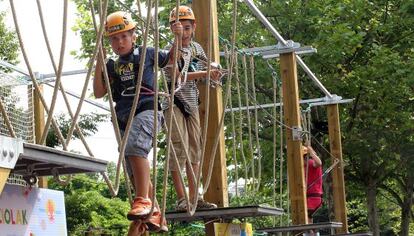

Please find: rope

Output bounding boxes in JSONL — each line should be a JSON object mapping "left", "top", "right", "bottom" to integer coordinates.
{"left": 224, "top": 45, "right": 239, "bottom": 198}
{"left": 161, "top": 0, "right": 182, "bottom": 219}
{"left": 88, "top": 0, "right": 129, "bottom": 198}
{"left": 36, "top": 0, "right": 95, "bottom": 157}
{"left": 235, "top": 54, "right": 249, "bottom": 191}
{"left": 0, "top": 97, "right": 16, "bottom": 137}
{"left": 200, "top": 0, "right": 240, "bottom": 195}
{"left": 64, "top": 0, "right": 108, "bottom": 147}
{"left": 9, "top": 0, "right": 68, "bottom": 150}
{"left": 250, "top": 55, "right": 262, "bottom": 191}
{"left": 241, "top": 54, "right": 255, "bottom": 189}
{"left": 271, "top": 61, "right": 278, "bottom": 226}
{"left": 37, "top": 0, "right": 68, "bottom": 145}
{"left": 90, "top": 0, "right": 132, "bottom": 201}
{"left": 195, "top": 0, "right": 213, "bottom": 212}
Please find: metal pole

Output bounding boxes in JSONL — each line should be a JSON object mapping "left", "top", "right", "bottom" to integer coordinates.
{"left": 243, "top": 0, "right": 333, "bottom": 98}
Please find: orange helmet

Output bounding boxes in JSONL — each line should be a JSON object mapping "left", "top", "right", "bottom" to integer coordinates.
{"left": 169, "top": 6, "right": 195, "bottom": 23}
{"left": 105, "top": 11, "right": 136, "bottom": 37}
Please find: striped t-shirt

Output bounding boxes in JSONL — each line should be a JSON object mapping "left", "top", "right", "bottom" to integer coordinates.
{"left": 162, "top": 41, "right": 207, "bottom": 114}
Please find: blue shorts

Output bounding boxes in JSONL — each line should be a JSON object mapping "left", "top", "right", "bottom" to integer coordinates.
{"left": 122, "top": 110, "right": 164, "bottom": 158}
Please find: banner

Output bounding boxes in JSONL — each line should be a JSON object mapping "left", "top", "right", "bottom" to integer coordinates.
{"left": 0, "top": 184, "right": 67, "bottom": 236}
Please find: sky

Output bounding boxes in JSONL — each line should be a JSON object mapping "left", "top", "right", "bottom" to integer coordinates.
{"left": 1, "top": 0, "right": 119, "bottom": 162}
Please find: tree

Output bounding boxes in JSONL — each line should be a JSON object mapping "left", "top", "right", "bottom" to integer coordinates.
{"left": 0, "top": 11, "right": 19, "bottom": 65}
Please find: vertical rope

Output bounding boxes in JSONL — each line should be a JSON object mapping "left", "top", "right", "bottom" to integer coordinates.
{"left": 64, "top": 0, "right": 108, "bottom": 146}
{"left": 241, "top": 54, "right": 255, "bottom": 188}
{"left": 195, "top": 0, "right": 214, "bottom": 212}
{"left": 200, "top": 0, "right": 241, "bottom": 195}
{"left": 38, "top": 0, "right": 68, "bottom": 145}
{"left": 250, "top": 55, "right": 262, "bottom": 191}
{"left": 272, "top": 64, "right": 278, "bottom": 226}
{"left": 225, "top": 45, "right": 239, "bottom": 198}
{"left": 234, "top": 54, "right": 249, "bottom": 191}
{"left": 162, "top": 0, "right": 182, "bottom": 219}
{"left": 279, "top": 82, "right": 285, "bottom": 226}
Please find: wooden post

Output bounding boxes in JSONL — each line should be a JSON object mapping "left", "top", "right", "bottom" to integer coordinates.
{"left": 192, "top": 1, "right": 228, "bottom": 235}
{"left": 280, "top": 52, "right": 308, "bottom": 225}
{"left": 0, "top": 168, "right": 10, "bottom": 194}
{"left": 192, "top": 0, "right": 228, "bottom": 207}
{"left": 327, "top": 104, "right": 348, "bottom": 233}
{"left": 33, "top": 85, "right": 48, "bottom": 188}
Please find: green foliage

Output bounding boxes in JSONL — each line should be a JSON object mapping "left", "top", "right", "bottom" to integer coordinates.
{"left": 0, "top": 11, "right": 19, "bottom": 66}
{"left": 64, "top": 190, "right": 129, "bottom": 235}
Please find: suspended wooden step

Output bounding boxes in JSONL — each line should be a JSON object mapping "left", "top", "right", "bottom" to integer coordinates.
{"left": 12, "top": 143, "right": 108, "bottom": 176}
{"left": 165, "top": 205, "right": 284, "bottom": 223}
{"left": 256, "top": 222, "right": 343, "bottom": 235}
{"left": 335, "top": 233, "right": 373, "bottom": 236}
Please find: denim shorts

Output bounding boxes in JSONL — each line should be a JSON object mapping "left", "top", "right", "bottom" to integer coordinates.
{"left": 122, "top": 110, "right": 164, "bottom": 158}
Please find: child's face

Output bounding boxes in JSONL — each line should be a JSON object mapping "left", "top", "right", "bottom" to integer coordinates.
{"left": 108, "top": 31, "right": 136, "bottom": 56}
{"left": 178, "top": 20, "right": 195, "bottom": 47}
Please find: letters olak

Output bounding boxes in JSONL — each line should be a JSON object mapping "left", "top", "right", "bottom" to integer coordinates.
{"left": 0, "top": 208, "right": 28, "bottom": 225}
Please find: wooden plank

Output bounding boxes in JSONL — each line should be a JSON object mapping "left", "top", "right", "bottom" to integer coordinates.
{"left": 280, "top": 52, "right": 308, "bottom": 224}
{"left": 256, "top": 221, "right": 343, "bottom": 234}
{"left": 33, "top": 84, "right": 48, "bottom": 188}
{"left": 335, "top": 233, "right": 373, "bottom": 236}
{"left": 0, "top": 167, "right": 11, "bottom": 194}
{"left": 327, "top": 104, "right": 348, "bottom": 234}
{"left": 192, "top": 0, "right": 228, "bottom": 209}
{"left": 165, "top": 205, "right": 284, "bottom": 223}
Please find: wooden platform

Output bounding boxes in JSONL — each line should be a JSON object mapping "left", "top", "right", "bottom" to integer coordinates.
{"left": 256, "top": 222, "right": 343, "bottom": 235}
{"left": 11, "top": 143, "right": 108, "bottom": 176}
{"left": 165, "top": 205, "right": 284, "bottom": 222}
{"left": 335, "top": 233, "right": 373, "bottom": 236}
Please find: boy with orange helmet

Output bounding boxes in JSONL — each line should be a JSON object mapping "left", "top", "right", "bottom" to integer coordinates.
{"left": 94, "top": 11, "right": 182, "bottom": 233}
{"left": 163, "top": 6, "right": 222, "bottom": 212}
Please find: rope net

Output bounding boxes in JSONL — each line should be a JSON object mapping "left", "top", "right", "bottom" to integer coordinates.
{"left": 0, "top": 82, "right": 34, "bottom": 143}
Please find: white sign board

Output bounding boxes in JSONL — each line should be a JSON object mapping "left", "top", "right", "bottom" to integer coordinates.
{"left": 0, "top": 184, "right": 67, "bottom": 236}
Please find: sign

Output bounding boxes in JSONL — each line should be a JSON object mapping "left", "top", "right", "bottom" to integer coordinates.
{"left": 214, "top": 222, "right": 253, "bottom": 236}
{"left": 0, "top": 184, "right": 67, "bottom": 236}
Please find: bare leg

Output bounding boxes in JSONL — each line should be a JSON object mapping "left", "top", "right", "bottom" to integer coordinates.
{"left": 171, "top": 170, "right": 186, "bottom": 200}
{"left": 129, "top": 156, "right": 150, "bottom": 198}
{"left": 187, "top": 162, "right": 199, "bottom": 201}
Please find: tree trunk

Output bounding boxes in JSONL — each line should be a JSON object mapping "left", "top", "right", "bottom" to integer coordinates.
{"left": 366, "top": 182, "right": 380, "bottom": 236}
{"left": 400, "top": 172, "right": 414, "bottom": 236}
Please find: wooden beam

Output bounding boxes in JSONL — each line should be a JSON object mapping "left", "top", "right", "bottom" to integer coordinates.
{"left": 0, "top": 167, "right": 11, "bottom": 194}
{"left": 192, "top": 0, "right": 228, "bottom": 207}
{"left": 327, "top": 104, "right": 348, "bottom": 233}
{"left": 33, "top": 85, "right": 48, "bottom": 188}
{"left": 279, "top": 52, "right": 308, "bottom": 225}
{"left": 192, "top": 1, "right": 227, "bottom": 235}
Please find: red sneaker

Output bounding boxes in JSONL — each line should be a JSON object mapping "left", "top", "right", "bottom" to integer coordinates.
{"left": 127, "top": 197, "right": 152, "bottom": 220}
{"left": 146, "top": 211, "right": 168, "bottom": 233}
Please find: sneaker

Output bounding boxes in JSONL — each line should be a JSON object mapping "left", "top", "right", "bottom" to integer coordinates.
{"left": 197, "top": 197, "right": 217, "bottom": 209}
{"left": 175, "top": 198, "right": 187, "bottom": 212}
{"left": 146, "top": 211, "right": 168, "bottom": 233}
{"left": 127, "top": 197, "right": 152, "bottom": 220}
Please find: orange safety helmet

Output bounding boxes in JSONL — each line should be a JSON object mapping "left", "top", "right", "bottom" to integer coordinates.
{"left": 105, "top": 11, "right": 136, "bottom": 37}
{"left": 169, "top": 6, "right": 195, "bottom": 23}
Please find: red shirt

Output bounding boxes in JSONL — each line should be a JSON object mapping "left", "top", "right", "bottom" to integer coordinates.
{"left": 305, "top": 158, "right": 323, "bottom": 195}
